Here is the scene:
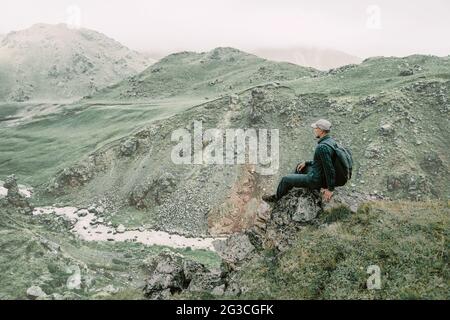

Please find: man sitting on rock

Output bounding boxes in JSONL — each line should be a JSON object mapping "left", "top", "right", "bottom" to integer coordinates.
{"left": 263, "top": 119, "right": 336, "bottom": 203}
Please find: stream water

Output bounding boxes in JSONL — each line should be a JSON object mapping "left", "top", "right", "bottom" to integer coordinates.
{"left": 33, "top": 206, "right": 223, "bottom": 251}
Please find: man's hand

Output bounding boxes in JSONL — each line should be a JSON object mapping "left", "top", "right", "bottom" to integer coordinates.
{"left": 321, "top": 188, "right": 333, "bottom": 202}
{"left": 296, "top": 162, "right": 306, "bottom": 173}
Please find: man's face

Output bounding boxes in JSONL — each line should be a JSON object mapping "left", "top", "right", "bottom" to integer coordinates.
{"left": 313, "top": 127, "right": 322, "bottom": 138}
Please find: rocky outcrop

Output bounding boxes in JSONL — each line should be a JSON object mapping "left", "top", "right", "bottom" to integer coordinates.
{"left": 386, "top": 173, "right": 431, "bottom": 200}
{"left": 142, "top": 187, "right": 372, "bottom": 299}
{"left": 129, "top": 173, "right": 176, "bottom": 209}
{"left": 143, "top": 250, "right": 228, "bottom": 299}
{"left": 213, "top": 233, "right": 256, "bottom": 270}
{"left": 216, "top": 188, "right": 370, "bottom": 264}
{"left": 249, "top": 88, "right": 265, "bottom": 123}
{"left": 46, "top": 163, "right": 95, "bottom": 194}
{"left": 120, "top": 138, "right": 139, "bottom": 157}
{"left": 1, "top": 174, "right": 33, "bottom": 213}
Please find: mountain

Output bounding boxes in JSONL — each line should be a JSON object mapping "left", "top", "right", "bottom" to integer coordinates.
{"left": 89, "top": 47, "right": 319, "bottom": 101}
{"left": 251, "top": 46, "right": 362, "bottom": 70}
{"left": 0, "top": 23, "right": 154, "bottom": 102}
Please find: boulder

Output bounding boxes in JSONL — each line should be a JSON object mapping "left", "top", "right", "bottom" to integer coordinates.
{"left": 379, "top": 123, "right": 394, "bottom": 136}
{"left": 120, "top": 138, "right": 138, "bottom": 157}
{"left": 273, "top": 188, "right": 322, "bottom": 224}
{"left": 116, "top": 224, "right": 126, "bottom": 233}
{"left": 249, "top": 88, "right": 265, "bottom": 123}
{"left": 2, "top": 174, "right": 33, "bottom": 213}
{"left": 143, "top": 250, "right": 226, "bottom": 299}
{"left": 129, "top": 173, "right": 176, "bottom": 209}
{"left": 187, "top": 269, "right": 224, "bottom": 293}
{"left": 66, "top": 265, "right": 82, "bottom": 290}
{"left": 248, "top": 188, "right": 369, "bottom": 252}
{"left": 213, "top": 233, "right": 256, "bottom": 268}
{"left": 26, "top": 286, "right": 47, "bottom": 300}
{"left": 399, "top": 69, "right": 414, "bottom": 76}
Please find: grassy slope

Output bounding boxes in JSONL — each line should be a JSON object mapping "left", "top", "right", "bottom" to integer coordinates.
{"left": 184, "top": 200, "right": 449, "bottom": 300}
{"left": 0, "top": 48, "right": 316, "bottom": 187}
{"left": 0, "top": 204, "right": 221, "bottom": 299}
{"left": 287, "top": 55, "right": 450, "bottom": 96}
{"left": 0, "top": 98, "right": 202, "bottom": 186}
{"left": 91, "top": 47, "right": 317, "bottom": 102}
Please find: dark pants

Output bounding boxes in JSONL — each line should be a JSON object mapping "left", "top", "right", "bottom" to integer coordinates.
{"left": 276, "top": 163, "right": 322, "bottom": 200}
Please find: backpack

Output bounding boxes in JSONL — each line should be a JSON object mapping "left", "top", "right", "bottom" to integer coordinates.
{"left": 321, "top": 140, "right": 353, "bottom": 187}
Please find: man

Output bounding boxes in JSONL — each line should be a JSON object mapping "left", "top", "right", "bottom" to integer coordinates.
{"left": 263, "top": 119, "right": 337, "bottom": 203}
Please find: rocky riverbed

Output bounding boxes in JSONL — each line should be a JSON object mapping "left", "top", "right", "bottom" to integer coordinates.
{"left": 32, "top": 206, "right": 224, "bottom": 251}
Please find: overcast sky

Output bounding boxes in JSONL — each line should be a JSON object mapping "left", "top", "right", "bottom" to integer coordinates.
{"left": 1, "top": 0, "right": 449, "bottom": 58}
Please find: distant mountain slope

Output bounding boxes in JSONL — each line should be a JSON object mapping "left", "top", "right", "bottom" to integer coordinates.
{"left": 251, "top": 46, "right": 362, "bottom": 70}
{"left": 90, "top": 47, "right": 319, "bottom": 101}
{"left": 0, "top": 23, "right": 154, "bottom": 102}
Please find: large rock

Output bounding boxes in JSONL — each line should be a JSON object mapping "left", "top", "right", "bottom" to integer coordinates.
{"left": 321, "top": 188, "right": 369, "bottom": 214}
{"left": 26, "top": 286, "right": 47, "bottom": 300}
{"left": 273, "top": 188, "right": 322, "bottom": 224}
{"left": 2, "top": 174, "right": 33, "bottom": 213}
{"left": 143, "top": 250, "right": 225, "bottom": 300}
{"left": 213, "top": 233, "right": 256, "bottom": 269}
{"left": 120, "top": 138, "right": 138, "bottom": 157}
{"left": 66, "top": 265, "right": 82, "bottom": 290}
{"left": 249, "top": 88, "right": 265, "bottom": 123}
{"left": 248, "top": 188, "right": 369, "bottom": 252}
{"left": 129, "top": 173, "right": 176, "bottom": 208}
{"left": 379, "top": 123, "right": 394, "bottom": 136}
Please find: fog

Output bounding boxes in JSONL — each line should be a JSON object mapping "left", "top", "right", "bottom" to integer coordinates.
{"left": 1, "top": 0, "right": 449, "bottom": 58}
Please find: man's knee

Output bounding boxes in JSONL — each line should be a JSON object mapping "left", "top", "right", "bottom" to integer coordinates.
{"left": 280, "top": 176, "right": 290, "bottom": 187}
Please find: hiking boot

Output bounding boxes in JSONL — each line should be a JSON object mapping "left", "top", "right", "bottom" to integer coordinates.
{"left": 262, "top": 194, "right": 277, "bottom": 203}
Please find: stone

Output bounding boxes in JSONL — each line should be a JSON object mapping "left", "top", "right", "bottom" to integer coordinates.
{"left": 66, "top": 265, "right": 82, "bottom": 290}
{"left": 116, "top": 224, "right": 126, "bottom": 233}
{"left": 26, "top": 286, "right": 47, "bottom": 299}
{"left": 379, "top": 123, "right": 394, "bottom": 136}
{"left": 143, "top": 250, "right": 186, "bottom": 299}
{"left": 3, "top": 174, "right": 32, "bottom": 212}
{"left": 213, "top": 233, "right": 255, "bottom": 266}
{"left": 187, "top": 269, "right": 223, "bottom": 292}
{"left": 292, "top": 195, "right": 320, "bottom": 222}
{"left": 211, "top": 284, "right": 226, "bottom": 296}
{"left": 364, "top": 142, "right": 382, "bottom": 159}
{"left": 143, "top": 250, "right": 222, "bottom": 299}
{"left": 399, "top": 69, "right": 414, "bottom": 76}
{"left": 120, "top": 138, "right": 138, "bottom": 156}
{"left": 87, "top": 206, "right": 97, "bottom": 213}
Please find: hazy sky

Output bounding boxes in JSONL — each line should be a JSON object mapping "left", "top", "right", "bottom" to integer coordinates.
{"left": 1, "top": 0, "right": 449, "bottom": 58}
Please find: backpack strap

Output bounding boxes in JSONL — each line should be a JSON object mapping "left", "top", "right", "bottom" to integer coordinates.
{"left": 320, "top": 140, "right": 338, "bottom": 156}
{"left": 320, "top": 140, "right": 336, "bottom": 150}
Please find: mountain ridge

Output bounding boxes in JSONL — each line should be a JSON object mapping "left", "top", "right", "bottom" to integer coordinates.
{"left": 0, "top": 23, "right": 154, "bottom": 102}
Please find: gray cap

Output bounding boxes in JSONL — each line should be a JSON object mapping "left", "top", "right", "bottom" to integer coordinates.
{"left": 311, "top": 119, "right": 332, "bottom": 131}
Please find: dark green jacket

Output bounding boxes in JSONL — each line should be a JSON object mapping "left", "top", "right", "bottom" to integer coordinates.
{"left": 306, "top": 135, "right": 337, "bottom": 191}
